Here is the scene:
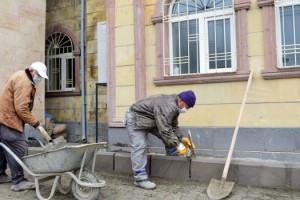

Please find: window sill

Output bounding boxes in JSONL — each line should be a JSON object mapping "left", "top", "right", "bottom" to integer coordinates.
{"left": 262, "top": 68, "right": 300, "bottom": 80}
{"left": 153, "top": 72, "right": 250, "bottom": 86}
{"left": 46, "top": 91, "right": 81, "bottom": 98}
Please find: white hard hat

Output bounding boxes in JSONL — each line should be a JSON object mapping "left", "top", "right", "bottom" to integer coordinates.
{"left": 30, "top": 62, "right": 48, "bottom": 79}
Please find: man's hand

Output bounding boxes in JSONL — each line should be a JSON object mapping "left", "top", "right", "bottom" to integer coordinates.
{"left": 36, "top": 125, "right": 52, "bottom": 142}
{"left": 166, "top": 147, "right": 178, "bottom": 156}
{"left": 166, "top": 143, "right": 187, "bottom": 156}
{"left": 182, "top": 137, "right": 195, "bottom": 149}
{"left": 177, "top": 143, "right": 186, "bottom": 155}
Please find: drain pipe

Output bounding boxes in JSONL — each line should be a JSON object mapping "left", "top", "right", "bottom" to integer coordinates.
{"left": 81, "top": 0, "right": 87, "bottom": 143}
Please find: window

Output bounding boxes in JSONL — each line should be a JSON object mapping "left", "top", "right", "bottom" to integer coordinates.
{"left": 45, "top": 25, "right": 80, "bottom": 97}
{"left": 275, "top": 0, "right": 300, "bottom": 68}
{"left": 166, "top": 0, "right": 236, "bottom": 75}
{"left": 258, "top": 0, "right": 300, "bottom": 79}
{"left": 46, "top": 32, "right": 75, "bottom": 92}
{"left": 151, "top": 0, "right": 250, "bottom": 85}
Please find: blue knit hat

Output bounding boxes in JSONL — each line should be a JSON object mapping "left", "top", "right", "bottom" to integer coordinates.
{"left": 178, "top": 90, "right": 196, "bottom": 107}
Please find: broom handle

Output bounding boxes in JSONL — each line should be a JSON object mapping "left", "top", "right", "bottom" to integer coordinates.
{"left": 222, "top": 70, "right": 253, "bottom": 179}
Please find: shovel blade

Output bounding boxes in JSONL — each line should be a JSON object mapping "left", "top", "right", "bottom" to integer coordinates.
{"left": 207, "top": 179, "right": 234, "bottom": 200}
{"left": 43, "top": 136, "right": 67, "bottom": 151}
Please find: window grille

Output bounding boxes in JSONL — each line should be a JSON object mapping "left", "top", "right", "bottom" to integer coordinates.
{"left": 275, "top": 0, "right": 300, "bottom": 68}
{"left": 163, "top": 0, "right": 236, "bottom": 76}
{"left": 46, "top": 32, "right": 75, "bottom": 92}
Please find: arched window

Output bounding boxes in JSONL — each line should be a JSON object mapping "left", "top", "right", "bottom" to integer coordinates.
{"left": 46, "top": 32, "right": 75, "bottom": 92}
{"left": 45, "top": 25, "right": 80, "bottom": 96}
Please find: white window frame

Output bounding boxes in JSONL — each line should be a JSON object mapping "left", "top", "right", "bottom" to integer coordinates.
{"left": 168, "top": 0, "right": 236, "bottom": 76}
{"left": 205, "top": 14, "right": 236, "bottom": 73}
{"left": 47, "top": 53, "right": 75, "bottom": 92}
{"left": 275, "top": 0, "right": 300, "bottom": 68}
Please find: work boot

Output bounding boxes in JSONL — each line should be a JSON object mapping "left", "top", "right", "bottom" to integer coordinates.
{"left": 11, "top": 180, "right": 35, "bottom": 192}
{"left": 134, "top": 179, "right": 156, "bottom": 190}
{"left": 0, "top": 174, "right": 12, "bottom": 184}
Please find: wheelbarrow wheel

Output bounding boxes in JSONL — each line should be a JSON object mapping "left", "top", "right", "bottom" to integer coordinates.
{"left": 71, "top": 171, "right": 101, "bottom": 200}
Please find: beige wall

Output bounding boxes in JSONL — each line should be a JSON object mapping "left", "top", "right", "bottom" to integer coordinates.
{"left": 114, "top": 0, "right": 136, "bottom": 118}
{"left": 43, "top": 0, "right": 300, "bottom": 129}
{"left": 0, "top": 0, "right": 46, "bottom": 123}
{"left": 45, "top": 0, "right": 107, "bottom": 124}
{"left": 111, "top": 0, "right": 300, "bottom": 128}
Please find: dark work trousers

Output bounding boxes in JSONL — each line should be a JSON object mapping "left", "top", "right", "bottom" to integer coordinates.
{"left": 0, "top": 124, "right": 27, "bottom": 184}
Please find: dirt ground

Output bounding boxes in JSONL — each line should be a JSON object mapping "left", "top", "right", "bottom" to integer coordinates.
{"left": 1, "top": 171, "right": 300, "bottom": 200}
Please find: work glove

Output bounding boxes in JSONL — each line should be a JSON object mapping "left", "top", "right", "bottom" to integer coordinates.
{"left": 33, "top": 121, "right": 40, "bottom": 129}
{"left": 181, "top": 137, "right": 195, "bottom": 149}
{"left": 166, "top": 147, "right": 178, "bottom": 156}
{"left": 36, "top": 125, "right": 53, "bottom": 142}
{"left": 177, "top": 143, "right": 186, "bottom": 156}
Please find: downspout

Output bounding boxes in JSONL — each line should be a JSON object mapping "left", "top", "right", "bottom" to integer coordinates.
{"left": 81, "top": 0, "right": 87, "bottom": 143}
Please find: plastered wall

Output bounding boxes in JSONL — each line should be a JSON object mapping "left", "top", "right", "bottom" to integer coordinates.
{"left": 0, "top": 0, "right": 46, "bottom": 123}
{"left": 113, "top": 0, "right": 300, "bottom": 128}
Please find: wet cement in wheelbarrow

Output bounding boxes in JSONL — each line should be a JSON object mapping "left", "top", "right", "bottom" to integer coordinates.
{"left": 1, "top": 171, "right": 300, "bottom": 200}
{"left": 42, "top": 136, "right": 67, "bottom": 152}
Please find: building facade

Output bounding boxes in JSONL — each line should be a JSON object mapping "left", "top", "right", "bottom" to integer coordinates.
{"left": 107, "top": 0, "right": 300, "bottom": 163}
{"left": 44, "top": 0, "right": 300, "bottom": 163}
{"left": 45, "top": 0, "right": 107, "bottom": 143}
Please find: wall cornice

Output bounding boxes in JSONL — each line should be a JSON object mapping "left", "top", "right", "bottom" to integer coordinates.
{"left": 257, "top": 0, "right": 274, "bottom": 8}
{"left": 234, "top": 0, "right": 251, "bottom": 10}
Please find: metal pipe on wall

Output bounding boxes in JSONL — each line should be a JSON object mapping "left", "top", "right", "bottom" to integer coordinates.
{"left": 81, "top": 0, "right": 87, "bottom": 143}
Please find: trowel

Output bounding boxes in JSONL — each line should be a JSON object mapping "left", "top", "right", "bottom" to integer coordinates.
{"left": 185, "top": 130, "right": 196, "bottom": 160}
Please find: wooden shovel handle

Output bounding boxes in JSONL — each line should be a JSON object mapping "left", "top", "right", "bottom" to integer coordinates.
{"left": 36, "top": 126, "right": 53, "bottom": 142}
{"left": 222, "top": 70, "right": 254, "bottom": 179}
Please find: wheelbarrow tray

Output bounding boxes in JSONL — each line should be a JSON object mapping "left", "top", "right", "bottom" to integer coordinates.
{"left": 23, "top": 143, "right": 106, "bottom": 174}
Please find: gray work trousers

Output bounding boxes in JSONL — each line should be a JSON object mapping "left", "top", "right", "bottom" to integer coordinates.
{"left": 125, "top": 110, "right": 161, "bottom": 181}
{"left": 0, "top": 124, "right": 28, "bottom": 184}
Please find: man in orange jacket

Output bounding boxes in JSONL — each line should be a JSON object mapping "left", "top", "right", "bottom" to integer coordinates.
{"left": 0, "top": 62, "right": 48, "bottom": 192}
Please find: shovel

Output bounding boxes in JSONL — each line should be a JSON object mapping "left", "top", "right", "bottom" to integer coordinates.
{"left": 36, "top": 126, "right": 67, "bottom": 151}
{"left": 36, "top": 126, "right": 53, "bottom": 143}
{"left": 207, "top": 70, "right": 253, "bottom": 200}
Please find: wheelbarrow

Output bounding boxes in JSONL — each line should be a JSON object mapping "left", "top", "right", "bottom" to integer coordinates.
{"left": 0, "top": 141, "right": 107, "bottom": 200}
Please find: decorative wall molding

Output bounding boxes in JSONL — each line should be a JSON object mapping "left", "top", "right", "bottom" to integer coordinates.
{"left": 234, "top": 0, "right": 251, "bottom": 10}
{"left": 107, "top": 0, "right": 147, "bottom": 127}
{"left": 106, "top": 0, "right": 121, "bottom": 127}
{"left": 134, "top": 0, "right": 146, "bottom": 101}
